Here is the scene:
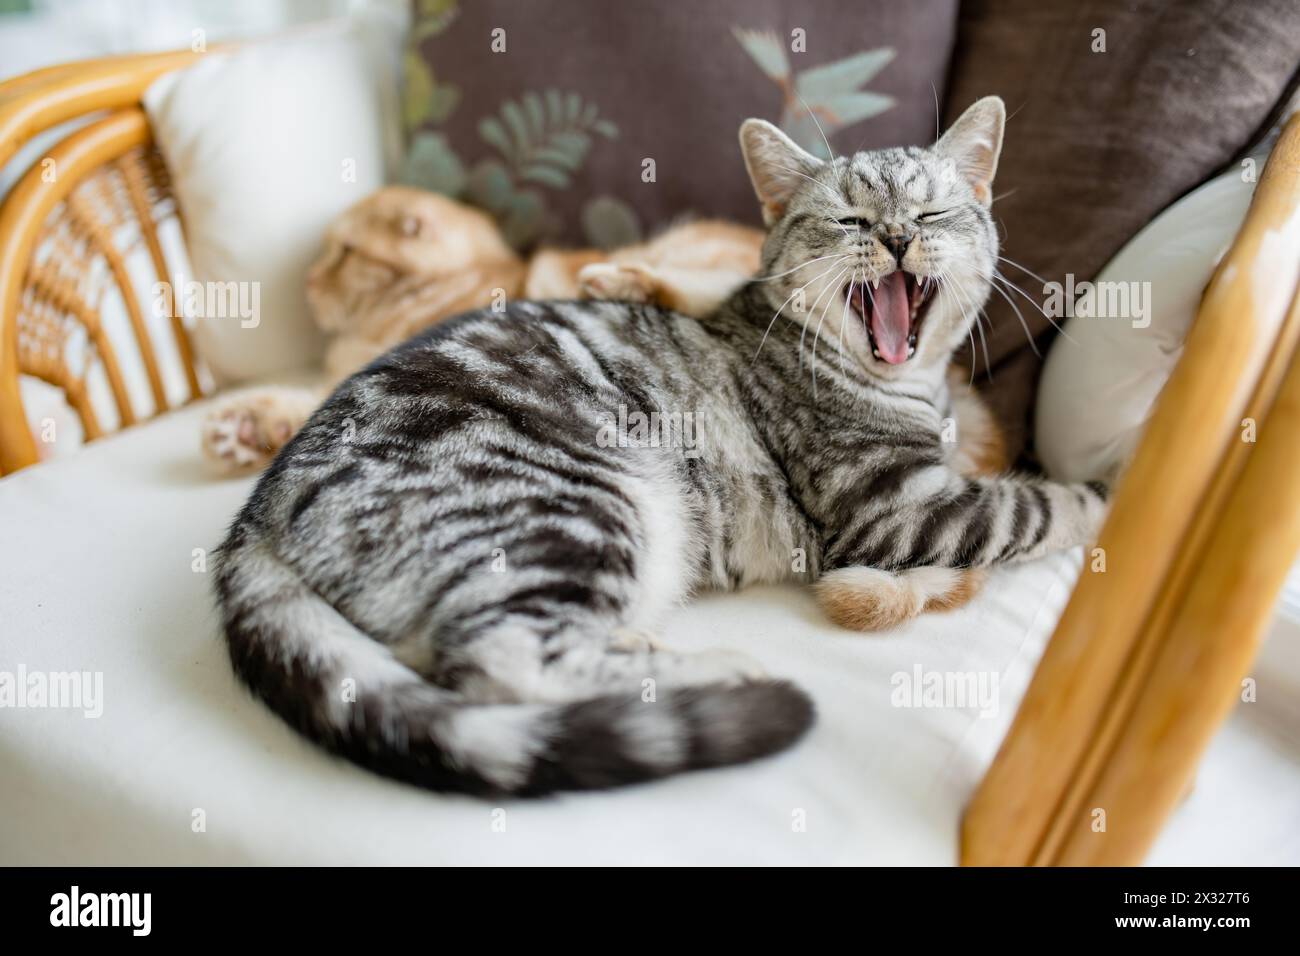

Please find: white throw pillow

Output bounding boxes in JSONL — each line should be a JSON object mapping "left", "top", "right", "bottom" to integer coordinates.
{"left": 143, "top": 21, "right": 393, "bottom": 384}
{"left": 1034, "top": 167, "right": 1256, "bottom": 483}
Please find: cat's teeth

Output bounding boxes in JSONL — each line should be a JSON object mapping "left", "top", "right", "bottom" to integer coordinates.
{"left": 907, "top": 345, "right": 916, "bottom": 357}
{"left": 872, "top": 348, "right": 882, "bottom": 358}
{"left": 871, "top": 278, "right": 879, "bottom": 290}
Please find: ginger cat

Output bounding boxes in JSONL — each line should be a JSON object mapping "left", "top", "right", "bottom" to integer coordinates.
{"left": 201, "top": 186, "right": 764, "bottom": 469}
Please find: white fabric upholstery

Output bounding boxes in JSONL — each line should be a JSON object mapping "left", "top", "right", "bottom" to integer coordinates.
{"left": 0, "top": 385, "right": 1088, "bottom": 864}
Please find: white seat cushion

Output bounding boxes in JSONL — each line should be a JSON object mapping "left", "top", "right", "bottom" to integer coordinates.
{"left": 0, "top": 387, "right": 1083, "bottom": 864}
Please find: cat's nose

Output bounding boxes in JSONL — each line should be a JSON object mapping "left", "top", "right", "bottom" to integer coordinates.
{"left": 881, "top": 232, "right": 914, "bottom": 265}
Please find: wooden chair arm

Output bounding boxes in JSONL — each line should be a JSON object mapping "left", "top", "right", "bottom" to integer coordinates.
{"left": 0, "top": 50, "right": 206, "bottom": 474}
{"left": 0, "top": 49, "right": 202, "bottom": 170}
{"left": 963, "top": 114, "right": 1300, "bottom": 865}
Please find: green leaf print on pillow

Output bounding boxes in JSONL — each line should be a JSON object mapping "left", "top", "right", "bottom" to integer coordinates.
{"left": 403, "top": 52, "right": 460, "bottom": 133}
{"left": 402, "top": 132, "right": 467, "bottom": 197}
{"left": 732, "top": 27, "right": 897, "bottom": 159}
{"left": 581, "top": 196, "right": 643, "bottom": 250}
{"left": 464, "top": 158, "right": 547, "bottom": 249}
{"left": 412, "top": 0, "right": 459, "bottom": 42}
{"left": 463, "top": 91, "right": 621, "bottom": 248}
{"left": 404, "top": 1, "right": 630, "bottom": 250}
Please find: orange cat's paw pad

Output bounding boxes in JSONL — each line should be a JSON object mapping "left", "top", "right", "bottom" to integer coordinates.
{"left": 201, "top": 397, "right": 298, "bottom": 472}
{"left": 202, "top": 407, "right": 271, "bottom": 471}
{"left": 577, "top": 263, "right": 657, "bottom": 303}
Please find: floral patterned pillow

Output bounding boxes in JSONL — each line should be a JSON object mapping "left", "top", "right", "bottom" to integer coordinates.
{"left": 401, "top": 0, "right": 958, "bottom": 250}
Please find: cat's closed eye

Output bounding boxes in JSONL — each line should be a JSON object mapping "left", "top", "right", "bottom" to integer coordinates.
{"left": 917, "top": 209, "right": 952, "bottom": 222}
{"left": 834, "top": 216, "right": 872, "bottom": 228}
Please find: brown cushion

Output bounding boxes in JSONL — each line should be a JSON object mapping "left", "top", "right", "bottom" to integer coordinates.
{"left": 943, "top": 0, "right": 1300, "bottom": 457}
{"left": 402, "top": 0, "right": 957, "bottom": 250}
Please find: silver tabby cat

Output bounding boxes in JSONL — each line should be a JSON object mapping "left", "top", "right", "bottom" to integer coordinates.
{"left": 214, "top": 98, "right": 1106, "bottom": 795}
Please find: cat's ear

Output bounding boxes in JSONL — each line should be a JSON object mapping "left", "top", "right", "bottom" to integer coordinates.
{"left": 935, "top": 96, "right": 1005, "bottom": 206}
{"left": 739, "top": 119, "right": 824, "bottom": 226}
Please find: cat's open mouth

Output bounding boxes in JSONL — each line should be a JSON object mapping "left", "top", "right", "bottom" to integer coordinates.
{"left": 848, "top": 271, "right": 937, "bottom": 365}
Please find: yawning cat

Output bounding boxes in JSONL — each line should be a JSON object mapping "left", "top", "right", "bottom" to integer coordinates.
{"left": 213, "top": 97, "right": 1101, "bottom": 796}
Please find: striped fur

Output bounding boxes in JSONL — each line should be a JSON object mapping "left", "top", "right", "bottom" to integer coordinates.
{"left": 814, "top": 369, "right": 1007, "bottom": 631}
{"left": 214, "top": 99, "right": 1106, "bottom": 795}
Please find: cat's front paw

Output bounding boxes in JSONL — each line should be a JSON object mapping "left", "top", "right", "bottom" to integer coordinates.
{"left": 201, "top": 391, "right": 304, "bottom": 472}
{"left": 577, "top": 262, "right": 657, "bottom": 304}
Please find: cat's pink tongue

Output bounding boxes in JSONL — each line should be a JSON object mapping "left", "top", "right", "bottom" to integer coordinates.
{"left": 870, "top": 272, "right": 911, "bottom": 365}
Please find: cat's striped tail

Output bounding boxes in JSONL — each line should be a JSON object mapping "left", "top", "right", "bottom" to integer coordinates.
{"left": 215, "top": 540, "right": 814, "bottom": 796}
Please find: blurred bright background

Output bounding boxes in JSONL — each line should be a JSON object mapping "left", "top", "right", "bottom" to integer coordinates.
{"left": 0, "top": 0, "right": 398, "bottom": 73}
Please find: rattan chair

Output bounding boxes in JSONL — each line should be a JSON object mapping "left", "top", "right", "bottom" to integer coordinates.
{"left": 2, "top": 50, "right": 1299, "bottom": 865}
{"left": 0, "top": 50, "right": 204, "bottom": 469}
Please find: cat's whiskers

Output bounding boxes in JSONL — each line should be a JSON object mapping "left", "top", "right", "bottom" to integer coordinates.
{"left": 976, "top": 316, "right": 994, "bottom": 381}
{"left": 986, "top": 275, "right": 1041, "bottom": 357}
{"left": 930, "top": 81, "right": 941, "bottom": 143}
{"left": 755, "top": 251, "right": 851, "bottom": 282}
{"left": 799, "top": 263, "right": 853, "bottom": 374}
{"left": 995, "top": 253, "right": 1051, "bottom": 287}
{"left": 795, "top": 89, "right": 838, "bottom": 163}
{"left": 993, "top": 254, "right": 1075, "bottom": 340}
{"left": 836, "top": 267, "right": 860, "bottom": 380}
{"left": 790, "top": 95, "right": 863, "bottom": 240}
{"left": 936, "top": 270, "right": 979, "bottom": 386}
{"left": 767, "top": 163, "right": 853, "bottom": 240}
{"left": 992, "top": 268, "right": 1077, "bottom": 344}
{"left": 770, "top": 162, "right": 843, "bottom": 202}
{"left": 810, "top": 265, "right": 852, "bottom": 397}
{"left": 752, "top": 256, "right": 853, "bottom": 364}
{"left": 937, "top": 268, "right": 993, "bottom": 383}
{"left": 965, "top": 325, "right": 979, "bottom": 386}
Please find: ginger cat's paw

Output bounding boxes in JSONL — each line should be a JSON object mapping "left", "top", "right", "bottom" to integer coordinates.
{"left": 577, "top": 262, "right": 657, "bottom": 304}
{"left": 202, "top": 405, "right": 276, "bottom": 471}
{"left": 201, "top": 388, "right": 318, "bottom": 472}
